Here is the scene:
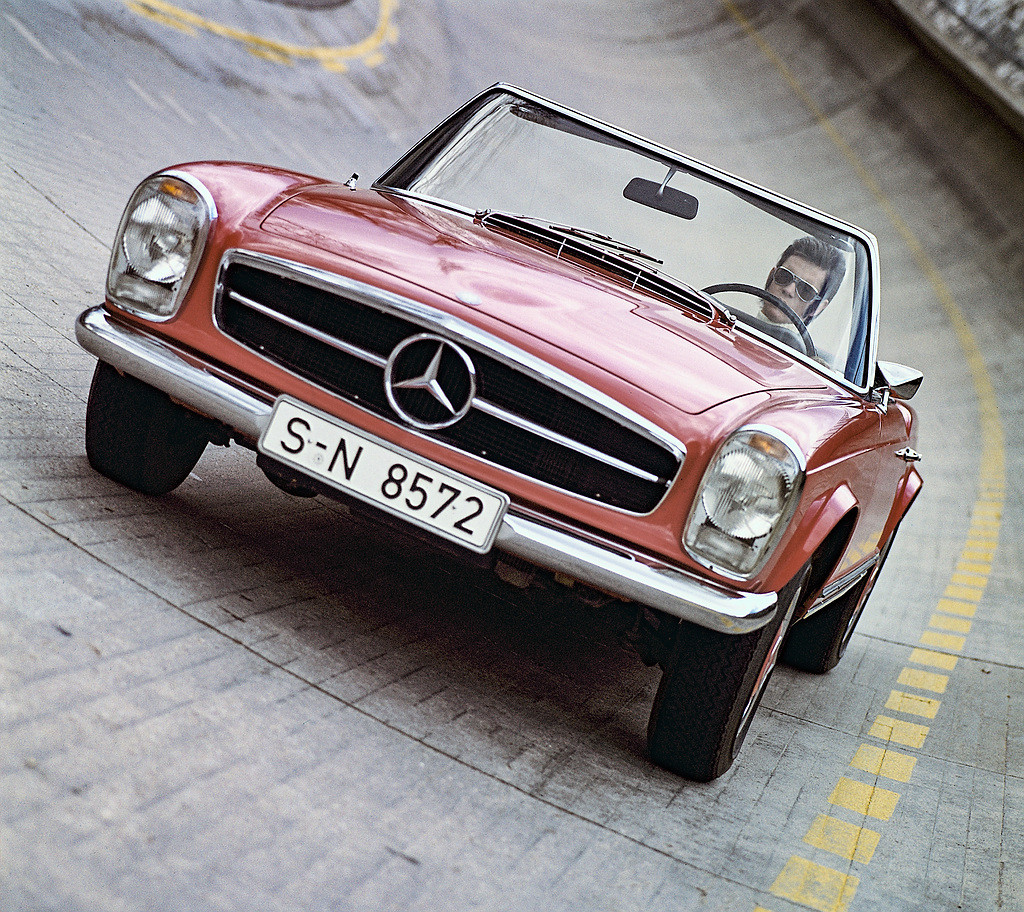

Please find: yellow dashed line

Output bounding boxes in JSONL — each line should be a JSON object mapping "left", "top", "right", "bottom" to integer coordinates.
{"left": 868, "top": 715, "right": 930, "bottom": 749}
{"left": 884, "top": 690, "right": 941, "bottom": 719}
{"left": 850, "top": 744, "right": 916, "bottom": 782}
{"left": 951, "top": 571, "right": 987, "bottom": 588}
{"left": 919, "top": 629, "right": 966, "bottom": 651}
{"left": 896, "top": 667, "right": 948, "bottom": 693}
{"left": 771, "top": 856, "right": 859, "bottom": 912}
{"left": 125, "top": 0, "right": 398, "bottom": 72}
{"left": 943, "top": 583, "right": 984, "bottom": 602}
{"left": 829, "top": 777, "right": 900, "bottom": 821}
{"left": 718, "top": 4, "right": 1006, "bottom": 909}
{"left": 805, "top": 815, "right": 881, "bottom": 863}
{"left": 909, "top": 647, "right": 958, "bottom": 670}
{"left": 936, "top": 597, "right": 977, "bottom": 617}
{"left": 929, "top": 613, "right": 972, "bottom": 634}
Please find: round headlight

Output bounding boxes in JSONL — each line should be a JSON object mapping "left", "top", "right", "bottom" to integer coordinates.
{"left": 685, "top": 428, "right": 804, "bottom": 578}
{"left": 108, "top": 174, "right": 214, "bottom": 319}
{"left": 122, "top": 192, "right": 197, "bottom": 284}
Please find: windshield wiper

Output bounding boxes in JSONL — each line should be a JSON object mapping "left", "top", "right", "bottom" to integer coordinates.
{"left": 476, "top": 210, "right": 730, "bottom": 323}
{"left": 475, "top": 211, "right": 662, "bottom": 265}
{"left": 545, "top": 223, "right": 664, "bottom": 266}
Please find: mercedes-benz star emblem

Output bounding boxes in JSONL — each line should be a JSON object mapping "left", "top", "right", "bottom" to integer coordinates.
{"left": 384, "top": 334, "right": 477, "bottom": 430}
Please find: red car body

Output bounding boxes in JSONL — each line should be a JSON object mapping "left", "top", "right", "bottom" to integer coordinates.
{"left": 77, "top": 86, "right": 922, "bottom": 779}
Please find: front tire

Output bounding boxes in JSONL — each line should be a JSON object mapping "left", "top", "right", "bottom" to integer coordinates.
{"left": 646, "top": 566, "right": 808, "bottom": 781}
{"left": 86, "top": 361, "right": 210, "bottom": 496}
{"left": 783, "top": 532, "right": 897, "bottom": 673}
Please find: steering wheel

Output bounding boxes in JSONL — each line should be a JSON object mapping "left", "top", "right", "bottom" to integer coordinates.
{"left": 702, "top": 283, "right": 816, "bottom": 358}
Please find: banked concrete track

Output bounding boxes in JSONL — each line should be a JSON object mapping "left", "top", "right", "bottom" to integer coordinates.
{"left": 2, "top": 1, "right": 1023, "bottom": 909}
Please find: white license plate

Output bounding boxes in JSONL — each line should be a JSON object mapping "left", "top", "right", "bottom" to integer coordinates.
{"left": 259, "top": 398, "right": 509, "bottom": 553}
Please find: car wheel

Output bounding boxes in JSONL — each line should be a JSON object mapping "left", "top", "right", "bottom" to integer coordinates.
{"left": 646, "top": 566, "right": 808, "bottom": 781}
{"left": 85, "top": 361, "right": 210, "bottom": 496}
{"left": 782, "top": 531, "right": 897, "bottom": 674}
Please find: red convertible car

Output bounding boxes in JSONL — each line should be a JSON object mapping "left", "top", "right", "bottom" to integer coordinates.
{"left": 76, "top": 85, "right": 923, "bottom": 780}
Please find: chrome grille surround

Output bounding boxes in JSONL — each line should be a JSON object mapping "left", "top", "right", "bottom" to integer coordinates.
{"left": 214, "top": 250, "right": 685, "bottom": 514}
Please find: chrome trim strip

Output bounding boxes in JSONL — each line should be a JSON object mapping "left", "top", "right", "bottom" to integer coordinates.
{"left": 227, "top": 290, "right": 388, "bottom": 368}
{"left": 75, "top": 304, "right": 774, "bottom": 635}
{"left": 803, "top": 556, "right": 878, "bottom": 620}
{"left": 471, "top": 398, "right": 666, "bottom": 484}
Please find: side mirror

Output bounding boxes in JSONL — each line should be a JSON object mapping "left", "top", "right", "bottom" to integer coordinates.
{"left": 874, "top": 360, "right": 923, "bottom": 401}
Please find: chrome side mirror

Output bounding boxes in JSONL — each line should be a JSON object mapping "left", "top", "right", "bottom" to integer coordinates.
{"left": 873, "top": 360, "right": 924, "bottom": 403}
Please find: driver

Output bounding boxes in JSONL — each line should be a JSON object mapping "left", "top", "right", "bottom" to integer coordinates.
{"left": 762, "top": 236, "right": 845, "bottom": 328}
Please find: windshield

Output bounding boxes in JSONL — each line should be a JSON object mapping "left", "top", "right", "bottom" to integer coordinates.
{"left": 378, "top": 90, "right": 875, "bottom": 388}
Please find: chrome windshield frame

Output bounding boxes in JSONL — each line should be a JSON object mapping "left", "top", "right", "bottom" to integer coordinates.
{"left": 374, "top": 83, "right": 881, "bottom": 397}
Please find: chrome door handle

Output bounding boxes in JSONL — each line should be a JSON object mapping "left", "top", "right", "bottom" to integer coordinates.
{"left": 895, "top": 447, "right": 922, "bottom": 462}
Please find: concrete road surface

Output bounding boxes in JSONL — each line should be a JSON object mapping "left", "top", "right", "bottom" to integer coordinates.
{"left": 2, "top": 1, "right": 1023, "bottom": 910}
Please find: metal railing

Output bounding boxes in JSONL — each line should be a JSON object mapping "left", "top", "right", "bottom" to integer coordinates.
{"left": 922, "top": 0, "right": 1024, "bottom": 92}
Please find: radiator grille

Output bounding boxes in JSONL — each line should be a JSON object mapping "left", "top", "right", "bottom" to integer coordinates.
{"left": 216, "top": 256, "right": 681, "bottom": 513}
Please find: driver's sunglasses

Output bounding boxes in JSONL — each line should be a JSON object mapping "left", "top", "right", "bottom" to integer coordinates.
{"left": 772, "top": 266, "right": 821, "bottom": 303}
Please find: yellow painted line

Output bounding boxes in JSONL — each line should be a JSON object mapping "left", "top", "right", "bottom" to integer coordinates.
{"left": 125, "top": 0, "right": 398, "bottom": 72}
{"left": 909, "top": 647, "right": 958, "bottom": 670}
{"left": 936, "top": 597, "right": 978, "bottom": 617}
{"left": 717, "top": 4, "right": 1006, "bottom": 910}
{"left": 967, "top": 526, "right": 1000, "bottom": 540}
{"left": 963, "top": 549, "right": 996, "bottom": 562}
{"left": 885, "top": 690, "right": 941, "bottom": 719}
{"left": 943, "top": 583, "right": 984, "bottom": 602}
{"left": 771, "top": 856, "right": 859, "bottom": 912}
{"left": 951, "top": 571, "right": 988, "bottom": 588}
{"left": 897, "top": 667, "right": 948, "bottom": 693}
{"left": 850, "top": 744, "right": 916, "bottom": 782}
{"left": 970, "top": 515, "right": 1001, "bottom": 527}
{"left": 919, "top": 630, "right": 966, "bottom": 651}
{"left": 805, "top": 814, "right": 881, "bottom": 863}
{"left": 929, "top": 613, "right": 972, "bottom": 634}
{"left": 829, "top": 777, "right": 900, "bottom": 820}
{"left": 869, "top": 715, "right": 929, "bottom": 748}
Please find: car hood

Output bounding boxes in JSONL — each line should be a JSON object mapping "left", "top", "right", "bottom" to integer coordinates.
{"left": 262, "top": 186, "right": 829, "bottom": 416}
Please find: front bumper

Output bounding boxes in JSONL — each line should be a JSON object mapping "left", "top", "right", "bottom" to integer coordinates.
{"left": 76, "top": 305, "right": 778, "bottom": 634}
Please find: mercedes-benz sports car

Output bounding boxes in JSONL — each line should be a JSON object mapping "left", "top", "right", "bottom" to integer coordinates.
{"left": 76, "top": 84, "right": 923, "bottom": 781}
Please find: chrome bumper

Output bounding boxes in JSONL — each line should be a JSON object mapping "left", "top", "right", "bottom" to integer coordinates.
{"left": 76, "top": 306, "right": 778, "bottom": 634}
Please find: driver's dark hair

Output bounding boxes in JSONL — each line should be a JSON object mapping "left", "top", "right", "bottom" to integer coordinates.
{"left": 776, "top": 236, "right": 846, "bottom": 315}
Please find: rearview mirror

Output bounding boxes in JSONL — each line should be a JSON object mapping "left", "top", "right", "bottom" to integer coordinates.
{"left": 623, "top": 177, "right": 698, "bottom": 220}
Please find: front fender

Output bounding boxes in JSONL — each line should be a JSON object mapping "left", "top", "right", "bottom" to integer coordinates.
{"left": 884, "top": 464, "right": 923, "bottom": 539}
{"left": 769, "top": 484, "right": 859, "bottom": 592}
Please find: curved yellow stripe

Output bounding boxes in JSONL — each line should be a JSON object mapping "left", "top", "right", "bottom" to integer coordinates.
{"left": 718, "top": 0, "right": 1005, "bottom": 490}
{"left": 125, "top": 0, "right": 398, "bottom": 72}
{"left": 719, "top": 5, "right": 1006, "bottom": 910}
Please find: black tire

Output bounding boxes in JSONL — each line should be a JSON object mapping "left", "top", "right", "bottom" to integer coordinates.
{"left": 85, "top": 361, "right": 210, "bottom": 496}
{"left": 782, "top": 531, "right": 897, "bottom": 674}
{"left": 646, "top": 566, "right": 808, "bottom": 781}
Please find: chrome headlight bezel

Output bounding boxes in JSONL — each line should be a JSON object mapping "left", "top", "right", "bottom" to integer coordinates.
{"left": 106, "top": 171, "right": 216, "bottom": 320}
{"left": 684, "top": 425, "right": 805, "bottom": 580}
